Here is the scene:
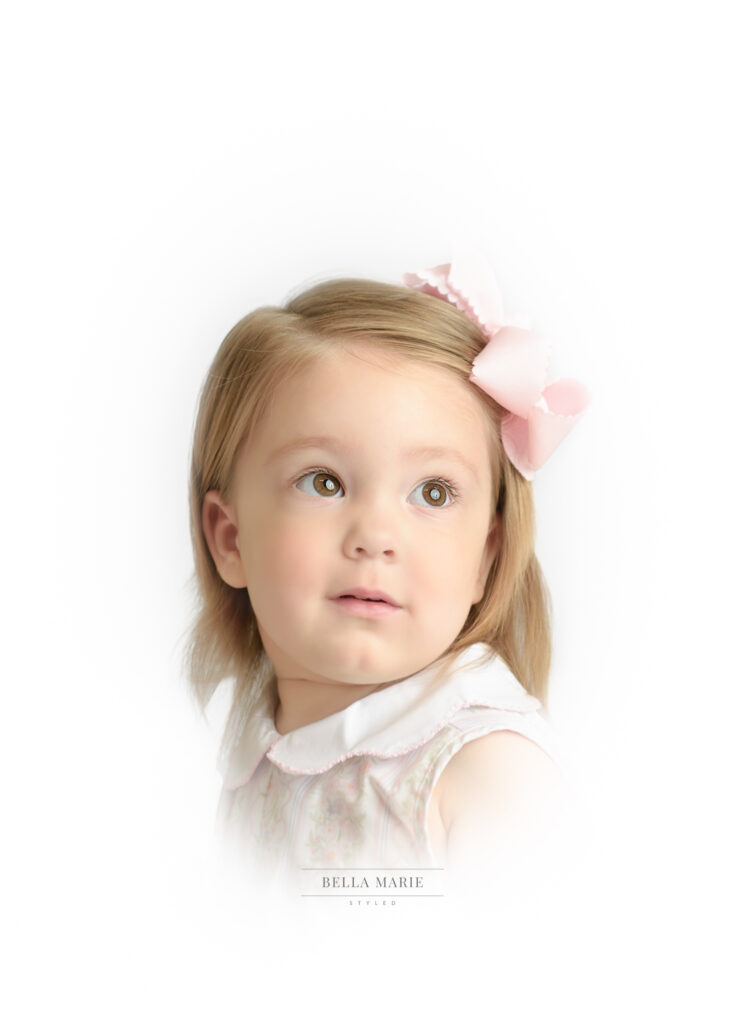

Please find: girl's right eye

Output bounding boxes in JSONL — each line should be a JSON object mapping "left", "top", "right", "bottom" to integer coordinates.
{"left": 295, "top": 470, "right": 345, "bottom": 498}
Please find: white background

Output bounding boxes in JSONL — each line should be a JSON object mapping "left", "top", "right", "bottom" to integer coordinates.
{"left": 3, "top": 1, "right": 742, "bottom": 1020}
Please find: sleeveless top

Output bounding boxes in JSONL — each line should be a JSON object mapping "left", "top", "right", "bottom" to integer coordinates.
{"left": 215, "top": 643, "right": 560, "bottom": 881}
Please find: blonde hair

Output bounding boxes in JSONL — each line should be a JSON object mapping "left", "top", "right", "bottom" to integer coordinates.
{"left": 183, "top": 278, "right": 552, "bottom": 757}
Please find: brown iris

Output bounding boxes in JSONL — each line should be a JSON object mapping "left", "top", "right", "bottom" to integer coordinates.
{"left": 423, "top": 482, "right": 446, "bottom": 506}
{"left": 312, "top": 472, "right": 342, "bottom": 496}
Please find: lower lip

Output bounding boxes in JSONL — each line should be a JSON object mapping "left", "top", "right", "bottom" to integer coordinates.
{"left": 330, "top": 597, "right": 401, "bottom": 619}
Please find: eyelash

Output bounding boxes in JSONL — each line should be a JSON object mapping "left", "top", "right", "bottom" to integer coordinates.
{"left": 293, "top": 467, "right": 461, "bottom": 507}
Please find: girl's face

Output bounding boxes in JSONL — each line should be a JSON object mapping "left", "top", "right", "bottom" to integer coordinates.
{"left": 218, "top": 343, "right": 499, "bottom": 688}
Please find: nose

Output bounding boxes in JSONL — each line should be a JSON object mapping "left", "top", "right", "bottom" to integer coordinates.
{"left": 341, "top": 498, "right": 398, "bottom": 561}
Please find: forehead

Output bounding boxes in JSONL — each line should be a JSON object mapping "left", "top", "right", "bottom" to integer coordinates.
{"left": 244, "top": 343, "right": 494, "bottom": 465}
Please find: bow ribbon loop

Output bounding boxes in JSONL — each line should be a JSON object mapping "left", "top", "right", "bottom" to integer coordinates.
{"left": 403, "top": 254, "right": 589, "bottom": 480}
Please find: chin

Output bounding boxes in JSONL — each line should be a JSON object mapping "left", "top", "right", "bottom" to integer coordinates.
{"left": 311, "top": 640, "right": 404, "bottom": 687}
{"left": 330, "top": 642, "right": 448, "bottom": 689}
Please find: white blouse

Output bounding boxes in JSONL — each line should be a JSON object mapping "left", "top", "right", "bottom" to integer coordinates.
{"left": 215, "top": 643, "right": 560, "bottom": 882}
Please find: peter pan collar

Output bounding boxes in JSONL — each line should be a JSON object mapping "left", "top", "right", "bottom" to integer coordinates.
{"left": 220, "top": 643, "right": 542, "bottom": 790}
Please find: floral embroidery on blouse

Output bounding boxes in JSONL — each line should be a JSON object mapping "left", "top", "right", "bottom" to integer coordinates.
{"left": 258, "top": 768, "right": 293, "bottom": 850}
{"left": 304, "top": 759, "right": 368, "bottom": 866}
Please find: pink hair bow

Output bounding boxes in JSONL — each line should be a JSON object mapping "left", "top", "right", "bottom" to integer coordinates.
{"left": 402, "top": 254, "right": 590, "bottom": 480}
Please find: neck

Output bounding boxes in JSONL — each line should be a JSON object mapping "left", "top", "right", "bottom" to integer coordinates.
{"left": 273, "top": 675, "right": 400, "bottom": 735}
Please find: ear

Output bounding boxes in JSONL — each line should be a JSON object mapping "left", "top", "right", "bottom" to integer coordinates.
{"left": 201, "top": 489, "right": 247, "bottom": 588}
{"left": 472, "top": 515, "right": 502, "bottom": 605}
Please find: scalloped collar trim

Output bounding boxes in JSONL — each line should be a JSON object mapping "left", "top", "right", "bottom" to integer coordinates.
{"left": 220, "top": 643, "right": 541, "bottom": 790}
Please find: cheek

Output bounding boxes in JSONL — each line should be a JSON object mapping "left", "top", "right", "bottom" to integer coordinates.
{"left": 419, "top": 526, "right": 488, "bottom": 598}
{"left": 247, "top": 515, "right": 327, "bottom": 599}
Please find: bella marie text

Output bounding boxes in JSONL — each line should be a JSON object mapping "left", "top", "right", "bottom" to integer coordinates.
{"left": 321, "top": 875, "right": 424, "bottom": 889}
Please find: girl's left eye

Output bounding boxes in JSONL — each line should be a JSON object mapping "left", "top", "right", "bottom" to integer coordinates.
{"left": 295, "top": 470, "right": 345, "bottom": 498}
{"left": 409, "top": 479, "right": 456, "bottom": 508}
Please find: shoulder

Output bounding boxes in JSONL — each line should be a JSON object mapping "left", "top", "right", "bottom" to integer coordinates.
{"left": 433, "top": 729, "right": 563, "bottom": 847}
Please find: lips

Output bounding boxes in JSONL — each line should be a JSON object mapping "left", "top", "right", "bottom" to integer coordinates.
{"left": 331, "top": 587, "right": 401, "bottom": 608}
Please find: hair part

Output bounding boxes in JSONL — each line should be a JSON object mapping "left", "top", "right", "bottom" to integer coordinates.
{"left": 182, "top": 278, "right": 552, "bottom": 760}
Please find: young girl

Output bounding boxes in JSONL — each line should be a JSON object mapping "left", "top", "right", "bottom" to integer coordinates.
{"left": 184, "top": 254, "right": 589, "bottom": 886}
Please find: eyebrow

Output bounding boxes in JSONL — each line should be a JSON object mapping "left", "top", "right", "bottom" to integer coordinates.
{"left": 266, "top": 435, "right": 480, "bottom": 480}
